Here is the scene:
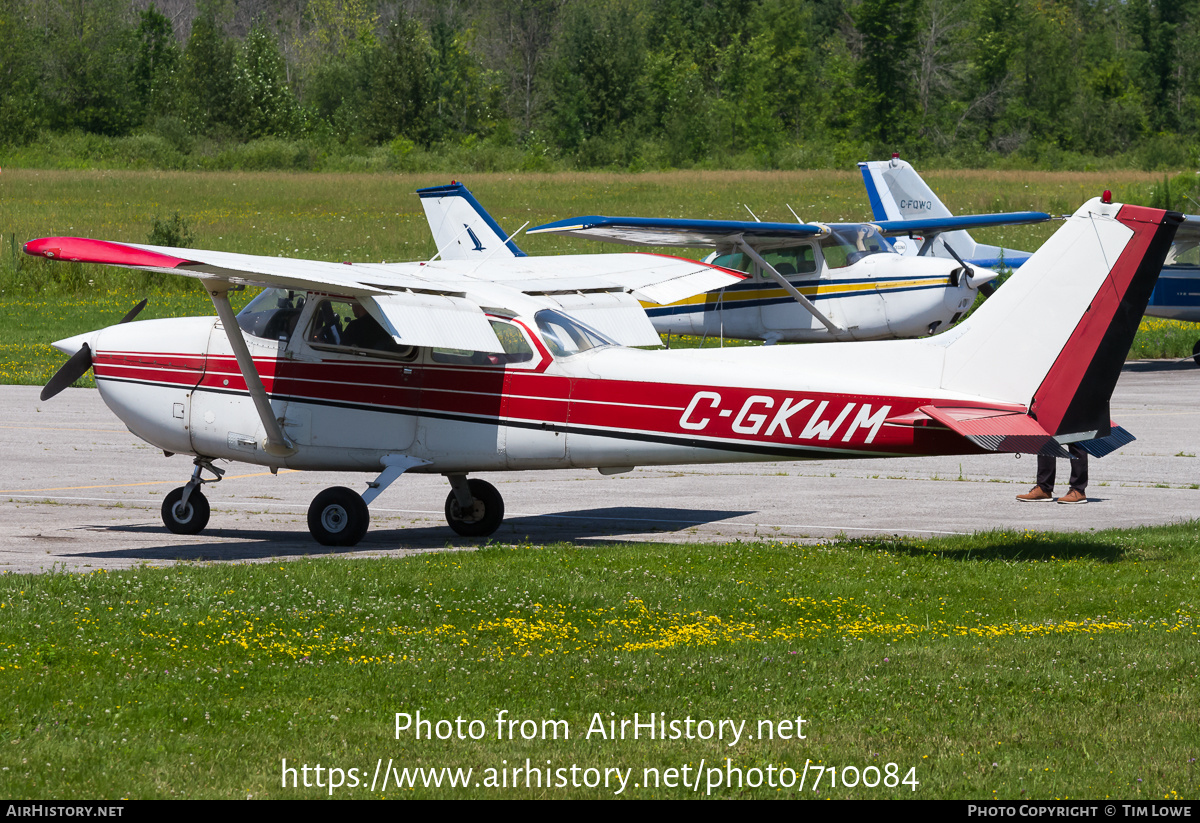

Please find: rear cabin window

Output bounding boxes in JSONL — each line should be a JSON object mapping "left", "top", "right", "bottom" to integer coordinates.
{"left": 760, "top": 246, "right": 817, "bottom": 277}
{"left": 710, "top": 246, "right": 817, "bottom": 278}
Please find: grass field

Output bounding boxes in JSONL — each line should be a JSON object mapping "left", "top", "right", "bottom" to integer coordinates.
{"left": 2, "top": 168, "right": 1198, "bottom": 388}
{"left": 0, "top": 525, "right": 1196, "bottom": 799}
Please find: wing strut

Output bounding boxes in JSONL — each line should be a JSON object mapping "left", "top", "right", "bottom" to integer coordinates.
{"left": 734, "top": 239, "right": 846, "bottom": 336}
{"left": 206, "top": 284, "right": 298, "bottom": 458}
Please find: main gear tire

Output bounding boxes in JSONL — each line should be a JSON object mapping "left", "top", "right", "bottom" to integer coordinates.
{"left": 308, "top": 486, "right": 370, "bottom": 547}
{"left": 445, "top": 479, "right": 504, "bottom": 537}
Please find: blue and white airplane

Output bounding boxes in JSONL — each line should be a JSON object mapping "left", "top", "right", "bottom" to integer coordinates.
{"left": 419, "top": 181, "right": 1051, "bottom": 343}
{"left": 860, "top": 156, "right": 1200, "bottom": 352}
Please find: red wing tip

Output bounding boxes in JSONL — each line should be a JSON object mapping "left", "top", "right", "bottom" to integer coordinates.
{"left": 24, "top": 237, "right": 192, "bottom": 268}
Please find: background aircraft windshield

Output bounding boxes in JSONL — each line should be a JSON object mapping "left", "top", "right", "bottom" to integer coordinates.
{"left": 821, "top": 225, "right": 889, "bottom": 268}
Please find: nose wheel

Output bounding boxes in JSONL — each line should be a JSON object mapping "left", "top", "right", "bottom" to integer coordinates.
{"left": 444, "top": 478, "right": 504, "bottom": 537}
{"left": 162, "top": 487, "right": 210, "bottom": 535}
{"left": 161, "top": 457, "right": 222, "bottom": 535}
{"left": 308, "top": 487, "right": 370, "bottom": 546}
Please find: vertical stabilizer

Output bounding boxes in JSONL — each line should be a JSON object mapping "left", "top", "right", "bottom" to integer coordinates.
{"left": 859, "top": 157, "right": 1032, "bottom": 268}
{"left": 417, "top": 182, "right": 526, "bottom": 261}
{"left": 936, "top": 199, "right": 1181, "bottom": 437}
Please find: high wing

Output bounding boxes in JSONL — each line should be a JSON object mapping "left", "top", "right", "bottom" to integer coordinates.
{"left": 22, "top": 237, "right": 745, "bottom": 351}
{"left": 527, "top": 212, "right": 1050, "bottom": 248}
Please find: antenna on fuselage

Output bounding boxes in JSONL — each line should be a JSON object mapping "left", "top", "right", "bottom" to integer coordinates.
{"left": 743, "top": 205, "right": 762, "bottom": 222}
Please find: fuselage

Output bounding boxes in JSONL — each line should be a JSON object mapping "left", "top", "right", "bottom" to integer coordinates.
{"left": 73, "top": 290, "right": 1003, "bottom": 479}
{"left": 1146, "top": 265, "right": 1200, "bottom": 322}
{"left": 647, "top": 243, "right": 977, "bottom": 342}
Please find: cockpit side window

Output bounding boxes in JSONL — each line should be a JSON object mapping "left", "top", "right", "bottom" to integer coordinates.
{"left": 305, "top": 298, "right": 415, "bottom": 360}
{"left": 236, "top": 288, "right": 305, "bottom": 342}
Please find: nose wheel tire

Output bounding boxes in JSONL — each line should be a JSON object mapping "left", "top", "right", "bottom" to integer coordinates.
{"left": 445, "top": 479, "right": 504, "bottom": 537}
{"left": 308, "top": 486, "right": 370, "bottom": 547}
{"left": 162, "top": 487, "right": 211, "bottom": 535}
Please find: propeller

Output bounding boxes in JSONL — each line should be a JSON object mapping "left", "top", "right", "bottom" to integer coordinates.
{"left": 40, "top": 299, "right": 147, "bottom": 401}
{"left": 941, "top": 240, "right": 997, "bottom": 295}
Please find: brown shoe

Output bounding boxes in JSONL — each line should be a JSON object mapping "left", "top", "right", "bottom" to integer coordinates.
{"left": 1016, "top": 486, "right": 1054, "bottom": 502}
{"left": 1057, "top": 489, "right": 1087, "bottom": 504}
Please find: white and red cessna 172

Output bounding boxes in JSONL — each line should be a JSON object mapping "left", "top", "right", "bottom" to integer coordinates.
{"left": 28, "top": 195, "right": 1187, "bottom": 547}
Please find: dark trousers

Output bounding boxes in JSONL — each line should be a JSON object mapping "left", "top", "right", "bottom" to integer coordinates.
{"left": 1036, "top": 444, "right": 1088, "bottom": 494}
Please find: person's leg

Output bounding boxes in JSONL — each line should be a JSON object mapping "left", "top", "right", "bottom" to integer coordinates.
{"left": 1057, "top": 445, "right": 1089, "bottom": 503}
{"left": 1018, "top": 456, "right": 1056, "bottom": 501}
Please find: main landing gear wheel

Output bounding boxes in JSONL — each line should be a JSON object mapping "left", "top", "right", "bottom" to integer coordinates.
{"left": 162, "top": 487, "right": 210, "bottom": 535}
{"left": 1192, "top": 339, "right": 1200, "bottom": 366}
{"left": 445, "top": 479, "right": 504, "bottom": 537}
{"left": 308, "top": 486, "right": 370, "bottom": 547}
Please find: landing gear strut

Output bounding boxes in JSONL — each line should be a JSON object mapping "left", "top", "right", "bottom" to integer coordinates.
{"left": 444, "top": 476, "right": 504, "bottom": 537}
{"left": 162, "top": 457, "right": 223, "bottom": 535}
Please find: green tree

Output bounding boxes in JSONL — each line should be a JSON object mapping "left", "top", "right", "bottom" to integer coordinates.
{"left": 712, "top": 31, "right": 781, "bottom": 154}
{"left": 750, "top": 0, "right": 820, "bottom": 142}
{"left": 236, "top": 24, "right": 301, "bottom": 138}
{"left": 0, "top": 0, "right": 41, "bottom": 144}
{"left": 1125, "top": 0, "right": 1200, "bottom": 132}
{"left": 40, "top": 0, "right": 140, "bottom": 136}
{"left": 428, "top": 17, "right": 502, "bottom": 142}
{"left": 181, "top": 6, "right": 239, "bottom": 136}
{"left": 363, "top": 16, "right": 434, "bottom": 145}
{"left": 545, "top": 0, "right": 647, "bottom": 154}
{"left": 854, "top": 0, "right": 922, "bottom": 144}
{"left": 133, "top": 3, "right": 181, "bottom": 121}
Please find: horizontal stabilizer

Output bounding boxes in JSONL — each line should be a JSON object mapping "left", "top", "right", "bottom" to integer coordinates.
{"left": 916, "top": 404, "right": 1071, "bottom": 457}
{"left": 1074, "top": 425, "right": 1136, "bottom": 458}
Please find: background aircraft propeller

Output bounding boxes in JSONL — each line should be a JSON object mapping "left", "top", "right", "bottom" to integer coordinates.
{"left": 941, "top": 240, "right": 997, "bottom": 296}
{"left": 40, "top": 299, "right": 146, "bottom": 401}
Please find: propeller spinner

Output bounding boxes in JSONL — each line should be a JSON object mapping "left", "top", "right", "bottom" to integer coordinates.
{"left": 40, "top": 299, "right": 147, "bottom": 401}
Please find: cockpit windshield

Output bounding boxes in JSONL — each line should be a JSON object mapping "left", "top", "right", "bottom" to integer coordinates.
{"left": 535, "top": 309, "right": 614, "bottom": 357}
{"left": 236, "top": 288, "right": 305, "bottom": 342}
{"left": 820, "top": 225, "right": 890, "bottom": 269}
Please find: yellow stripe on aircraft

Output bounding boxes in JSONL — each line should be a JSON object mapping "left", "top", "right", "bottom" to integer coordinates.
{"left": 643, "top": 277, "right": 952, "bottom": 309}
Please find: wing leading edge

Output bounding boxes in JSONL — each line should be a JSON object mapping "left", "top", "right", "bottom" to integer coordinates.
{"left": 528, "top": 212, "right": 1050, "bottom": 249}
